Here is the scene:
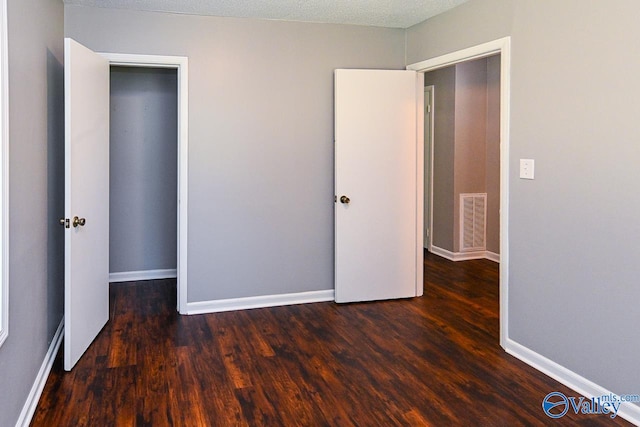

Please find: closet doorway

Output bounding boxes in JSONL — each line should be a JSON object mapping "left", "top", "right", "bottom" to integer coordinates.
{"left": 109, "top": 66, "right": 178, "bottom": 287}
{"left": 101, "top": 52, "right": 189, "bottom": 314}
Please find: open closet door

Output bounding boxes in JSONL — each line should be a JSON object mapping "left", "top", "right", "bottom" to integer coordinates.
{"left": 63, "top": 38, "right": 110, "bottom": 370}
{"left": 334, "top": 69, "right": 424, "bottom": 303}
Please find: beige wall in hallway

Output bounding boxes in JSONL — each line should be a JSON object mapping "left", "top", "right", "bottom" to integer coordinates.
{"left": 425, "top": 56, "right": 500, "bottom": 254}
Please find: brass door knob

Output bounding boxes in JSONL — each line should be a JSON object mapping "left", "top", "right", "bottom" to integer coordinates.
{"left": 340, "top": 195, "right": 350, "bottom": 204}
{"left": 72, "top": 216, "right": 86, "bottom": 227}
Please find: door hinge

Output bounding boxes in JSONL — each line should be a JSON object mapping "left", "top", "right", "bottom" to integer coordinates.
{"left": 426, "top": 104, "right": 431, "bottom": 114}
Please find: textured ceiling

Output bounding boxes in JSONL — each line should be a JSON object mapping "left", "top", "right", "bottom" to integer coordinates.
{"left": 63, "top": 0, "right": 469, "bottom": 29}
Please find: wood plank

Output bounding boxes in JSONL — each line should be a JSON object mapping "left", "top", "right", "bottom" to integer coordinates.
{"left": 32, "top": 259, "right": 633, "bottom": 426}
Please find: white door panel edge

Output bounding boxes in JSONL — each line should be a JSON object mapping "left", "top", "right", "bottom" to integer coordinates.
{"left": 64, "top": 38, "right": 110, "bottom": 371}
{"left": 335, "top": 69, "right": 423, "bottom": 303}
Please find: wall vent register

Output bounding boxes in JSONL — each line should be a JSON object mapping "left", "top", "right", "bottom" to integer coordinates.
{"left": 460, "top": 193, "right": 487, "bottom": 252}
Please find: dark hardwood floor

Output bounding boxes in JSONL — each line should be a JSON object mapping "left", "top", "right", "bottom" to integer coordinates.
{"left": 32, "top": 252, "right": 632, "bottom": 426}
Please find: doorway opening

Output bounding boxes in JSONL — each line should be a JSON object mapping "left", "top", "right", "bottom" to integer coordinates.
{"left": 408, "top": 37, "right": 511, "bottom": 347}
{"left": 108, "top": 66, "right": 178, "bottom": 292}
{"left": 100, "top": 53, "right": 189, "bottom": 314}
{"left": 423, "top": 55, "right": 501, "bottom": 263}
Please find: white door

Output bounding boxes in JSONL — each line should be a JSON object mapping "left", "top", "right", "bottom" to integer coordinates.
{"left": 63, "top": 38, "right": 110, "bottom": 371}
{"left": 334, "top": 69, "right": 424, "bottom": 303}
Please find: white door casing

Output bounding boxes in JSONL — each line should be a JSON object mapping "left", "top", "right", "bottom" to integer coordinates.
{"left": 407, "top": 36, "right": 510, "bottom": 347}
{"left": 424, "top": 85, "right": 434, "bottom": 250}
{"left": 99, "top": 52, "right": 189, "bottom": 314}
{"left": 64, "top": 38, "right": 110, "bottom": 371}
{"left": 334, "top": 69, "right": 424, "bottom": 303}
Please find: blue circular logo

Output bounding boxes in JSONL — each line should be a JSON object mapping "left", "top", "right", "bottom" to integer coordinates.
{"left": 543, "top": 392, "right": 569, "bottom": 419}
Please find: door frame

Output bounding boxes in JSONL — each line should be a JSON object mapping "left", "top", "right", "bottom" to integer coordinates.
{"left": 100, "top": 52, "right": 189, "bottom": 314}
{"left": 407, "top": 37, "right": 511, "bottom": 348}
{"left": 0, "top": 0, "right": 7, "bottom": 349}
{"left": 423, "top": 85, "right": 434, "bottom": 252}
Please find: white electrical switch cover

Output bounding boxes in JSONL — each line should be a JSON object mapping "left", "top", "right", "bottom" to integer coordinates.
{"left": 520, "top": 159, "right": 535, "bottom": 179}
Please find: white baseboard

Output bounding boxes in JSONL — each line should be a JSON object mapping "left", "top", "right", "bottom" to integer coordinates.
{"left": 505, "top": 339, "right": 640, "bottom": 425}
{"left": 485, "top": 251, "right": 500, "bottom": 263}
{"left": 15, "top": 318, "right": 64, "bottom": 427}
{"left": 109, "top": 268, "right": 177, "bottom": 283}
{"left": 429, "top": 245, "right": 456, "bottom": 260}
{"left": 185, "top": 289, "right": 335, "bottom": 315}
{"left": 431, "top": 245, "right": 500, "bottom": 263}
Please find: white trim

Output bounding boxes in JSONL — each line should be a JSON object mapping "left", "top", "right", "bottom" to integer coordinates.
{"left": 430, "top": 245, "right": 464, "bottom": 261}
{"left": 430, "top": 245, "right": 499, "bottom": 263}
{"left": 185, "top": 290, "right": 335, "bottom": 315}
{"left": 109, "top": 269, "right": 177, "bottom": 283}
{"left": 99, "top": 52, "right": 189, "bottom": 314}
{"left": 102, "top": 53, "right": 186, "bottom": 69}
{"left": 498, "top": 39, "right": 511, "bottom": 349}
{"left": 423, "top": 85, "right": 435, "bottom": 252}
{"left": 15, "top": 319, "right": 65, "bottom": 427}
{"left": 485, "top": 251, "right": 500, "bottom": 263}
{"left": 506, "top": 339, "right": 640, "bottom": 426}
{"left": 0, "top": 0, "right": 8, "bottom": 348}
{"left": 415, "top": 72, "right": 424, "bottom": 297}
{"left": 407, "top": 40, "right": 504, "bottom": 74}
{"left": 408, "top": 36, "right": 511, "bottom": 348}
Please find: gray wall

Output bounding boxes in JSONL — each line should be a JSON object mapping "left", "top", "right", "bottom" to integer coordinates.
{"left": 409, "top": 0, "right": 640, "bottom": 400}
{"left": 0, "top": 0, "right": 65, "bottom": 425}
{"left": 110, "top": 67, "right": 178, "bottom": 274}
{"left": 424, "top": 67, "right": 456, "bottom": 251}
{"left": 65, "top": 6, "right": 406, "bottom": 302}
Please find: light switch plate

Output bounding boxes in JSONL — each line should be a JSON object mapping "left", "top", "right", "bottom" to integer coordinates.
{"left": 520, "top": 159, "right": 535, "bottom": 179}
